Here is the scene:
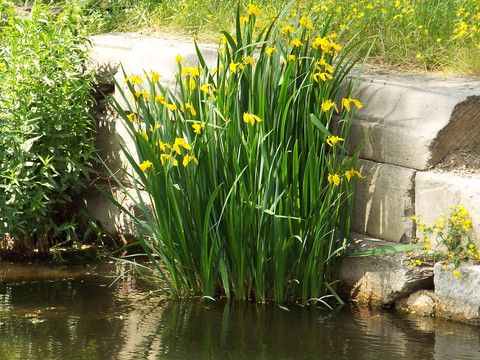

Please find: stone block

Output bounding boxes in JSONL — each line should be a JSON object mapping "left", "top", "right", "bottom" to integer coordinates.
{"left": 339, "top": 233, "right": 433, "bottom": 307}
{"left": 352, "top": 159, "right": 416, "bottom": 243}
{"left": 80, "top": 186, "right": 151, "bottom": 243}
{"left": 348, "top": 74, "right": 480, "bottom": 170}
{"left": 90, "top": 33, "right": 141, "bottom": 67}
{"left": 415, "top": 171, "right": 480, "bottom": 243}
{"left": 434, "top": 262, "right": 480, "bottom": 324}
{"left": 395, "top": 290, "right": 438, "bottom": 316}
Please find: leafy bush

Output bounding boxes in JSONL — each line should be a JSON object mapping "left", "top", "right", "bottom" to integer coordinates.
{"left": 0, "top": 2, "right": 96, "bottom": 251}
{"left": 112, "top": 4, "right": 364, "bottom": 304}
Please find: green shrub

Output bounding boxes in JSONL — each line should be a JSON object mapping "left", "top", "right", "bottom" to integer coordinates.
{"left": 112, "top": 4, "right": 364, "bottom": 304}
{"left": 411, "top": 205, "right": 479, "bottom": 279}
{"left": 0, "top": 1, "right": 96, "bottom": 251}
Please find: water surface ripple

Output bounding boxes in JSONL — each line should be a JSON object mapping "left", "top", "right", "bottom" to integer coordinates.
{"left": 0, "top": 262, "right": 479, "bottom": 360}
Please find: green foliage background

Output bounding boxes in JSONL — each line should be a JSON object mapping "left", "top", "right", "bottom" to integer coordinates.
{"left": 0, "top": 1, "right": 96, "bottom": 248}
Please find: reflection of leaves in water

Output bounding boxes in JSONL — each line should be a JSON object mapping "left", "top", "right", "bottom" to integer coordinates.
{"left": 1, "top": 267, "right": 480, "bottom": 360}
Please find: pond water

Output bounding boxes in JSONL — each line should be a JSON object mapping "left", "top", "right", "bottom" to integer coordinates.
{"left": 0, "top": 262, "right": 479, "bottom": 360}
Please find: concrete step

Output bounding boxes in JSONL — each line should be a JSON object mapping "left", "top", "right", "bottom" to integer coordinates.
{"left": 350, "top": 74, "right": 480, "bottom": 170}
{"left": 352, "top": 159, "right": 416, "bottom": 243}
{"left": 339, "top": 233, "right": 433, "bottom": 307}
{"left": 80, "top": 186, "right": 151, "bottom": 244}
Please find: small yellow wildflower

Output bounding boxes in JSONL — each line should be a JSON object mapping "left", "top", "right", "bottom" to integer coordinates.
{"left": 299, "top": 15, "right": 313, "bottom": 29}
{"left": 265, "top": 46, "right": 277, "bottom": 56}
{"left": 288, "top": 54, "right": 296, "bottom": 62}
{"left": 175, "top": 55, "right": 183, "bottom": 63}
{"left": 247, "top": 4, "right": 262, "bottom": 16}
{"left": 126, "top": 113, "right": 138, "bottom": 123}
{"left": 200, "top": 83, "right": 214, "bottom": 94}
{"left": 291, "top": 38, "right": 303, "bottom": 47}
{"left": 182, "top": 66, "right": 202, "bottom": 78}
{"left": 243, "top": 112, "right": 262, "bottom": 126}
{"left": 312, "top": 72, "right": 333, "bottom": 82}
{"left": 160, "top": 153, "right": 172, "bottom": 164}
{"left": 139, "top": 160, "right": 153, "bottom": 172}
{"left": 165, "top": 103, "right": 177, "bottom": 111}
{"left": 172, "top": 138, "right": 192, "bottom": 154}
{"left": 321, "top": 99, "right": 339, "bottom": 113}
{"left": 125, "top": 75, "right": 143, "bottom": 85}
{"left": 183, "top": 154, "right": 199, "bottom": 167}
{"left": 243, "top": 55, "right": 255, "bottom": 66}
{"left": 185, "top": 103, "right": 197, "bottom": 116}
{"left": 452, "top": 269, "right": 461, "bottom": 279}
{"left": 318, "top": 58, "right": 334, "bottom": 73}
{"left": 188, "top": 77, "right": 197, "bottom": 90}
{"left": 149, "top": 71, "right": 160, "bottom": 83}
{"left": 327, "top": 173, "right": 341, "bottom": 186}
{"left": 435, "top": 218, "right": 445, "bottom": 229}
{"left": 312, "top": 37, "right": 342, "bottom": 54}
{"left": 135, "top": 91, "right": 150, "bottom": 100}
{"left": 341, "top": 98, "right": 363, "bottom": 112}
{"left": 240, "top": 16, "right": 249, "bottom": 26}
{"left": 229, "top": 62, "right": 245, "bottom": 74}
{"left": 158, "top": 140, "right": 171, "bottom": 152}
{"left": 345, "top": 168, "right": 364, "bottom": 182}
{"left": 280, "top": 25, "right": 296, "bottom": 35}
{"left": 140, "top": 131, "right": 148, "bottom": 141}
{"left": 192, "top": 122, "right": 205, "bottom": 135}
{"left": 326, "top": 135, "right": 344, "bottom": 146}
{"left": 155, "top": 95, "right": 166, "bottom": 104}
{"left": 409, "top": 259, "right": 422, "bottom": 268}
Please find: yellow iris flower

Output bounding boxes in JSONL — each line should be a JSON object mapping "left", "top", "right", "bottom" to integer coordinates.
{"left": 139, "top": 160, "right": 153, "bottom": 172}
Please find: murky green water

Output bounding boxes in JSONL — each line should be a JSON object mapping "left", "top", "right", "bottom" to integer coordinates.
{"left": 0, "top": 262, "right": 479, "bottom": 360}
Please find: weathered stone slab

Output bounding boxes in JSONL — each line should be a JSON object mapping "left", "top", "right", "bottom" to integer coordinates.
{"left": 434, "top": 262, "right": 480, "bottom": 324}
{"left": 395, "top": 290, "right": 438, "bottom": 316}
{"left": 415, "top": 171, "right": 480, "bottom": 244}
{"left": 339, "top": 233, "right": 433, "bottom": 307}
{"left": 349, "top": 74, "right": 480, "bottom": 170}
{"left": 90, "top": 33, "right": 143, "bottom": 67}
{"left": 81, "top": 186, "right": 151, "bottom": 243}
{"left": 352, "top": 159, "right": 416, "bottom": 243}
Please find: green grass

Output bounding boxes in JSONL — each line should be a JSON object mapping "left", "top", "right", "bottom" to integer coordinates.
{"left": 20, "top": 0, "right": 477, "bottom": 75}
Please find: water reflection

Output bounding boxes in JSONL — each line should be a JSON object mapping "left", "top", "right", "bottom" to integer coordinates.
{"left": 0, "top": 262, "right": 479, "bottom": 360}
